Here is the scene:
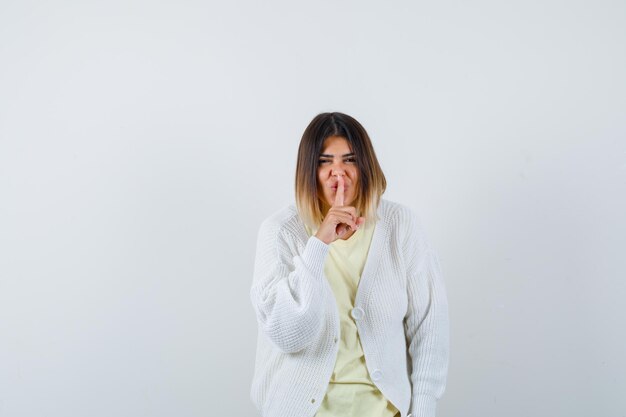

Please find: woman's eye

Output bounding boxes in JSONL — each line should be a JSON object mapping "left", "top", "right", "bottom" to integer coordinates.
{"left": 318, "top": 158, "right": 355, "bottom": 164}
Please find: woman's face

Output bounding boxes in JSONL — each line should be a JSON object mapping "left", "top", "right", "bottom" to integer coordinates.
{"left": 317, "top": 135, "right": 359, "bottom": 209}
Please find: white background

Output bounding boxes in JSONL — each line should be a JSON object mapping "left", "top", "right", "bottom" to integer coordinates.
{"left": 1, "top": 1, "right": 625, "bottom": 416}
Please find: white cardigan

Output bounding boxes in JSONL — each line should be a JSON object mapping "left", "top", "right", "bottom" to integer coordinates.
{"left": 249, "top": 198, "right": 449, "bottom": 417}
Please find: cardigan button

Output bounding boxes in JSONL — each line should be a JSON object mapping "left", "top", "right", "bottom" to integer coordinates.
{"left": 371, "top": 369, "right": 383, "bottom": 381}
{"left": 350, "top": 307, "right": 364, "bottom": 320}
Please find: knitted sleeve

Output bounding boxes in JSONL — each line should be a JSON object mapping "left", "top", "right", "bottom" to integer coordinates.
{"left": 250, "top": 217, "right": 331, "bottom": 353}
{"left": 402, "top": 209, "right": 450, "bottom": 417}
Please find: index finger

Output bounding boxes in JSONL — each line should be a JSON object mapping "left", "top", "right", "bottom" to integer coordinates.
{"left": 333, "top": 175, "right": 344, "bottom": 207}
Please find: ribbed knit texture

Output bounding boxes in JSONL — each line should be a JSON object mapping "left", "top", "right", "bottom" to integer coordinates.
{"left": 250, "top": 198, "right": 449, "bottom": 417}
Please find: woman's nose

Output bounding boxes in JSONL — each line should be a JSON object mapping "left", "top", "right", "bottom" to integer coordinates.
{"left": 332, "top": 170, "right": 345, "bottom": 177}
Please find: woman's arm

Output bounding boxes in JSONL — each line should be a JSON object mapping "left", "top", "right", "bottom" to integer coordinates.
{"left": 250, "top": 217, "right": 330, "bottom": 353}
{"left": 403, "top": 210, "right": 450, "bottom": 417}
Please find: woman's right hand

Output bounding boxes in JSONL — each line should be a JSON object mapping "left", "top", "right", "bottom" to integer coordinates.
{"left": 315, "top": 176, "right": 366, "bottom": 245}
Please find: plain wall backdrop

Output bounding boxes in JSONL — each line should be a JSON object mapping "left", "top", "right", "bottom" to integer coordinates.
{"left": 1, "top": 1, "right": 625, "bottom": 416}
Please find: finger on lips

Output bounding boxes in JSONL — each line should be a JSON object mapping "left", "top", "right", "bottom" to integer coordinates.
{"left": 333, "top": 175, "right": 344, "bottom": 207}
{"left": 329, "top": 175, "right": 363, "bottom": 233}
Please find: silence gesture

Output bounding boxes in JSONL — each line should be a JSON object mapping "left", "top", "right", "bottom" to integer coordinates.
{"left": 314, "top": 175, "right": 366, "bottom": 245}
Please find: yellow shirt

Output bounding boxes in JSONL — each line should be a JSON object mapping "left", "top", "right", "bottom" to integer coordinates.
{"left": 305, "top": 221, "right": 400, "bottom": 417}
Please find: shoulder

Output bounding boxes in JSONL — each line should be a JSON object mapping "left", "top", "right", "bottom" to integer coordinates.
{"left": 379, "top": 198, "right": 423, "bottom": 227}
{"left": 379, "top": 198, "right": 430, "bottom": 249}
{"left": 257, "top": 203, "right": 307, "bottom": 244}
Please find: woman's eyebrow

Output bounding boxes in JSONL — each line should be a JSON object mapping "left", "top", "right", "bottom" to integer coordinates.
{"left": 319, "top": 152, "right": 355, "bottom": 158}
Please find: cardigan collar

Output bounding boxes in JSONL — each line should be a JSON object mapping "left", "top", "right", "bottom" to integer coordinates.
{"left": 356, "top": 199, "right": 388, "bottom": 303}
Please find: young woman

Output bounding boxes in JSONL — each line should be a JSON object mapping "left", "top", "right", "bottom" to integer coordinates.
{"left": 250, "top": 112, "right": 449, "bottom": 417}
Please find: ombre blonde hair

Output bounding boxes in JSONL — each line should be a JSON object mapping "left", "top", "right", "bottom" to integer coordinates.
{"left": 295, "top": 112, "right": 387, "bottom": 232}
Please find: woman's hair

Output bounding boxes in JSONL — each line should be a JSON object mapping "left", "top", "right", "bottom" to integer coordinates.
{"left": 295, "top": 112, "right": 387, "bottom": 231}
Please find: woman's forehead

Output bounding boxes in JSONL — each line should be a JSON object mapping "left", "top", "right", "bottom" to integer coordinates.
{"left": 322, "top": 135, "right": 351, "bottom": 152}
